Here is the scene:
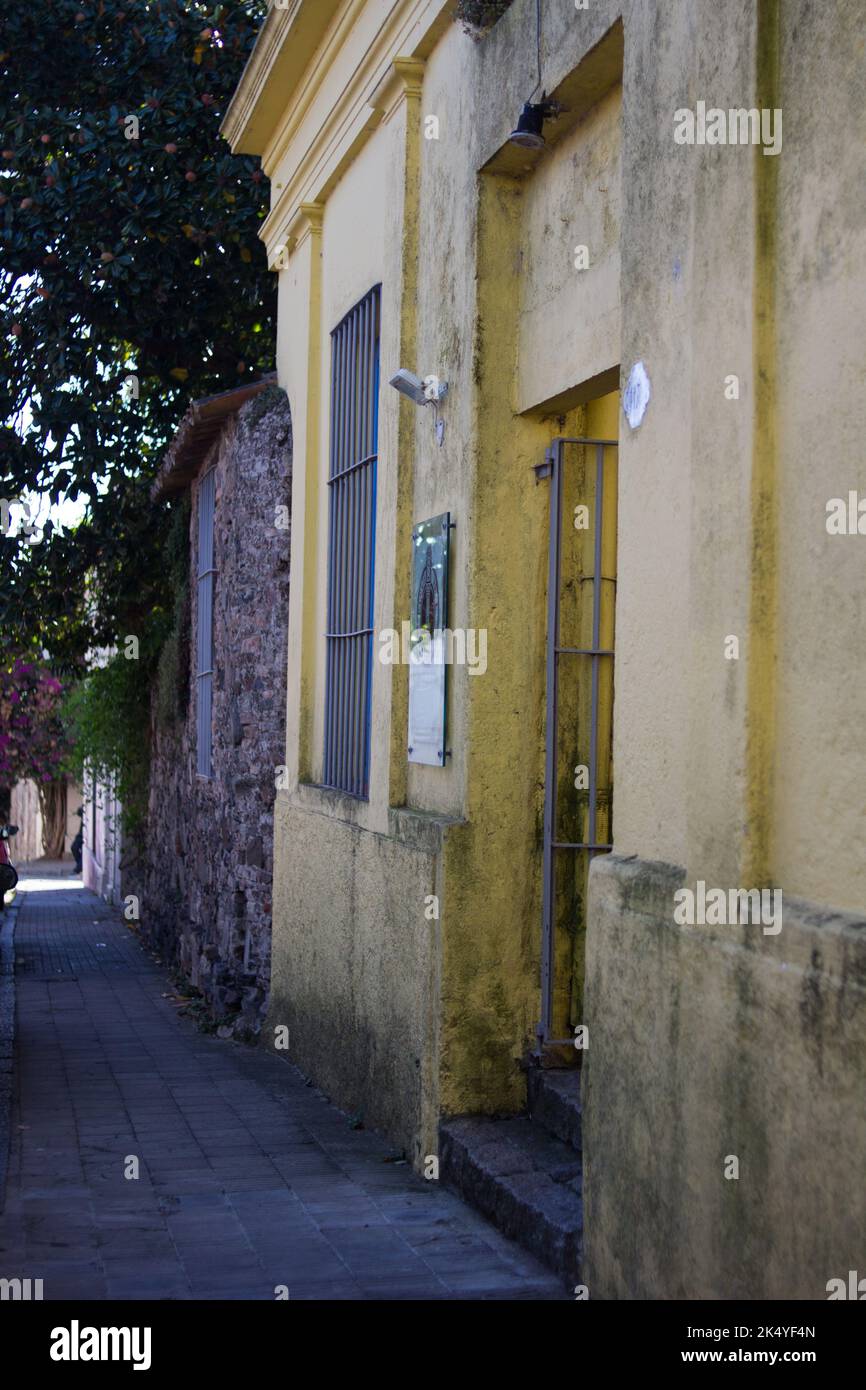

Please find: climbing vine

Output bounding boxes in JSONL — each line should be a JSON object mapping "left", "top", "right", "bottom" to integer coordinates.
{"left": 62, "top": 497, "right": 190, "bottom": 834}
{"left": 0, "top": 0, "right": 273, "bottom": 671}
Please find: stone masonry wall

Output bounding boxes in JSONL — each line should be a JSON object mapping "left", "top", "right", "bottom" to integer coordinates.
{"left": 136, "top": 387, "right": 291, "bottom": 1039}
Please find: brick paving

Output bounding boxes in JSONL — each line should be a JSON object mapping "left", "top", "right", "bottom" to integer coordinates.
{"left": 0, "top": 871, "right": 565, "bottom": 1300}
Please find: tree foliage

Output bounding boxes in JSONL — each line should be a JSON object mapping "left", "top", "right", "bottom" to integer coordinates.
{"left": 62, "top": 648, "right": 153, "bottom": 832}
{"left": 0, "top": 0, "right": 272, "bottom": 669}
{"left": 61, "top": 494, "right": 190, "bottom": 834}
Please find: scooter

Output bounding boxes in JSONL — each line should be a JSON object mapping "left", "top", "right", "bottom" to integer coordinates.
{"left": 0, "top": 823, "right": 19, "bottom": 913}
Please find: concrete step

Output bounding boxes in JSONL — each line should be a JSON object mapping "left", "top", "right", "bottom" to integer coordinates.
{"left": 439, "top": 1115, "right": 582, "bottom": 1286}
{"left": 527, "top": 1066, "right": 583, "bottom": 1152}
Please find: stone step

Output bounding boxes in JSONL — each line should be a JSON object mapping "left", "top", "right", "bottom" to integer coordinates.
{"left": 439, "top": 1115, "right": 582, "bottom": 1286}
{"left": 527, "top": 1066, "right": 583, "bottom": 1152}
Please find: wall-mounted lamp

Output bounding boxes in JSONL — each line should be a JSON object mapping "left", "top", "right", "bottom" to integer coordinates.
{"left": 507, "top": 1, "right": 565, "bottom": 152}
{"left": 508, "top": 94, "right": 561, "bottom": 150}
{"left": 390, "top": 369, "right": 447, "bottom": 405}
{"left": 389, "top": 369, "right": 449, "bottom": 445}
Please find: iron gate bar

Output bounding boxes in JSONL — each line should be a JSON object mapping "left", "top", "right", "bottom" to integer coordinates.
{"left": 552, "top": 842, "right": 613, "bottom": 851}
{"left": 537, "top": 436, "right": 618, "bottom": 1054}
{"left": 539, "top": 440, "right": 563, "bottom": 1053}
{"left": 588, "top": 442, "right": 604, "bottom": 852}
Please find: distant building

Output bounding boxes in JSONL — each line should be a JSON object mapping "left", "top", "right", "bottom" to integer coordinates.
{"left": 82, "top": 772, "right": 121, "bottom": 902}
{"left": 10, "top": 777, "right": 82, "bottom": 867}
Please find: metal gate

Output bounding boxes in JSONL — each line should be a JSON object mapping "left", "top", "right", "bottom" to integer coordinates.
{"left": 534, "top": 436, "right": 618, "bottom": 1053}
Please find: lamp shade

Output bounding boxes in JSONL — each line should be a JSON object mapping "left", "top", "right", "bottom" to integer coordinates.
{"left": 509, "top": 101, "right": 546, "bottom": 149}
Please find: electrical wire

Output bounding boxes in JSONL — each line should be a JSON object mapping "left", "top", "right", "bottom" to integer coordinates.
{"left": 529, "top": 0, "right": 543, "bottom": 101}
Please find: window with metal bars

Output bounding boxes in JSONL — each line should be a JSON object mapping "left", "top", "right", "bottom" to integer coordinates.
{"left": 323, "top": 285, "right": 381, "bottom": 798}
{"left": 196, "top": 467, "right": 216, "bottom": 779}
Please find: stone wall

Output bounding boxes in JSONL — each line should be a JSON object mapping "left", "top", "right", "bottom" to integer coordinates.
{"left": 136, "top": 387, "right": 291, "bottom": 1040}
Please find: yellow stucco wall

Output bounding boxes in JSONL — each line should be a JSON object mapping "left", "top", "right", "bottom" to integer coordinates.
{"left": 224, "top": 0, "right": 627, "bottom": 1153}
{"left": 771, "top": 6, "right": 866, "bottom": 909}
{"left": 580, "top": 0, "right": 866, "bottom": 1300}
{"left": 224, "top": 0, "right": 866, "bottom": 1251}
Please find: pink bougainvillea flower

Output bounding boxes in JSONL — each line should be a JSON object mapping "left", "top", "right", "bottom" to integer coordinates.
{"left": 0, "top": 658, "right": 69, "bottom": 785}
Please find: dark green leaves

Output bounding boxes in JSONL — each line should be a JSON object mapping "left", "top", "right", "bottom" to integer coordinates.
{"left": 0, "top": 0, "right": 272, "bottom": 671}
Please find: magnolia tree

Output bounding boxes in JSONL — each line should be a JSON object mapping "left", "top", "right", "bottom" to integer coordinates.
{"left": 0, "top": 657, "right": 70, "bottom": 856}
{"left": 0, "top": 0, "right": 273, "bottom": 670}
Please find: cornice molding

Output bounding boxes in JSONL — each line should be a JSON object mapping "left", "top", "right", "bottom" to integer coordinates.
{"left": 369, "top": 56, "right": 425, "bottom": 123}
{"left": 270, "top": 201, "right": 325, "bottom": 269}
{"left": 223, "top": 0, "right": 452, "bottom": 268}
{"left": 261, "top": 54, "right": 427, "bottom": 268}
{"left": 221, "top": 0, "right": 344, "bottom": 155}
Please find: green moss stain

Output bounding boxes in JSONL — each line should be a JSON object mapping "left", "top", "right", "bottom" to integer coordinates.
{"left": 743, "top": 0, "right": 781, "bottom": 888}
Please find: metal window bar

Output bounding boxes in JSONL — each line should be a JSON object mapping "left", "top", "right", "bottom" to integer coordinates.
{"left": 323, "top": 285, "right": 381, "bottom": 798}
{"left": 196, "top": 467, "right": 216, "bottom": 779}
{"left": 536, "top": 437, "right": 618, "bottom": 1051}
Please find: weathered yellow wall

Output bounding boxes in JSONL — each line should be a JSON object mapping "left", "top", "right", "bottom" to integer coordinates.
{"left": 586, "top": 854, "right": 866, "bottom": 1299}
{"left": 582, "top": 0, "right": 866, "bottom": 1299}
{"left": 518, "top": 86, "right": 621, "bottom": 413}
{"left": 237, "top": 0, "right": 866, "bottom": 917}
{"left": 266, "top": 24, "right": 444, "bottom": 1154}
{"left": 226, "top": 0, "right": 866, "bottom": 1294}
{"left": 270, "top": 798, "right": 445, "bottom": 1160}
{"left": 226, "top": 0, "right": 631, "bottom": 1150}
{"left": 771, "top": 3, "right": 866, "bottom": 909}
{"left": 227, "top": 0, "right": 627, "bottom": 1150}
{"left": 416, "top": 30, "right": 624, "bottom": 1114}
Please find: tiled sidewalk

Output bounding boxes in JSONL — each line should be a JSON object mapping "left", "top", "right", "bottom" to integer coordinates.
{"left": 0, "top": 873, "right": 564, "bottom": 1300}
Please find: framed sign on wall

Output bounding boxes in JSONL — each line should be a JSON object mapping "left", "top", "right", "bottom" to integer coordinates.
{"left": 408, "top": 512, "right": 450, "bottom": 767}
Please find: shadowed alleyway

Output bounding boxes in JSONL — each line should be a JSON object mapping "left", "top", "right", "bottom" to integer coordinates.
{"left": 0, "top": 871, "right": 564, "bottom": 1300}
